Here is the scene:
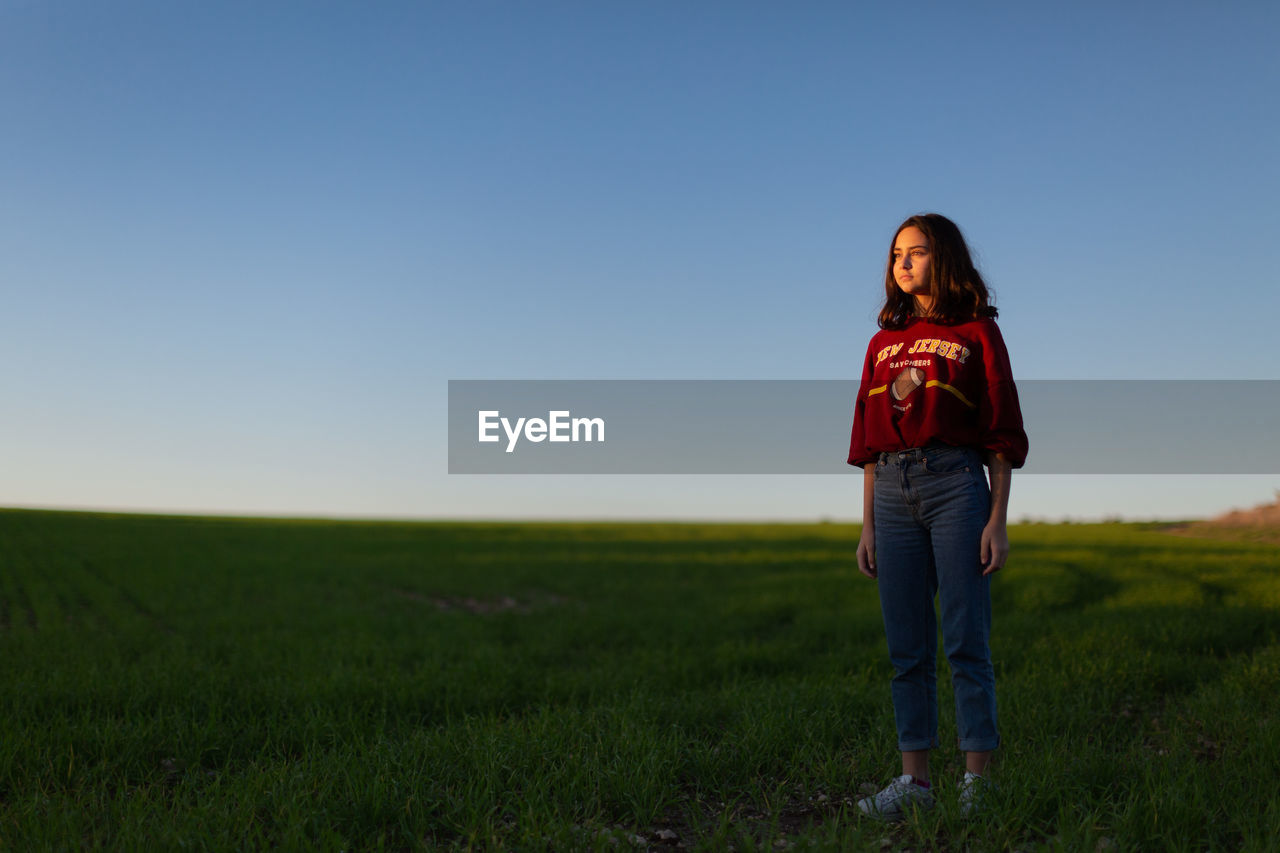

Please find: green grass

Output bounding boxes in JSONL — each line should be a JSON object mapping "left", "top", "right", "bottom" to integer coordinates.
{"left": 0, "top": 509, "right": 1277, "bottom": 851}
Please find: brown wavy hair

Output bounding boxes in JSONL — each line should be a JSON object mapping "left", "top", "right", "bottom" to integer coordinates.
{"left": 878, "top": 213, "right": 997, "bottom": 330}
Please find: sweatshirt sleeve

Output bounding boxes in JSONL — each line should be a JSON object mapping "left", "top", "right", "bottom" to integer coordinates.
{"left": 977, "top": 321, "right": 1029, "bottom": 468}
{"left": 847, "top": 341, "right": 877, "bottom": 467}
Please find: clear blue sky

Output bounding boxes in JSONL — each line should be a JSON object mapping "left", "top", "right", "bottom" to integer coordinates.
{"left": 3, "top": 1, "right": 1277, "bottom": 521}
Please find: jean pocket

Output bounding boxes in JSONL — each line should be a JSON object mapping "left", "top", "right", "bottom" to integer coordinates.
{"left": 921, "top": 447, "right": 977, "bottom": 475}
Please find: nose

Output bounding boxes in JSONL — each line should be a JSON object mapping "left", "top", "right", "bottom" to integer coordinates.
{"left": 901, "top": 254, "right": 912, "bottom": 270}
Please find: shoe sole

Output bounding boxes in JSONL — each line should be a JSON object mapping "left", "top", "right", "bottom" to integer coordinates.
{"left": 857, "top": 802, "right": 934, "bottom": 822}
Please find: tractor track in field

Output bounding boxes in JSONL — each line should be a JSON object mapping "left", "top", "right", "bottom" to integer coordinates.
{"left": 7, "top": 525, "right": 175, "bottom": 635}
{"left": 13, "top": 581, "right": 38, "bottom": 630}
{"left": 80, "top": 558, "right": 178, "bottom": 636}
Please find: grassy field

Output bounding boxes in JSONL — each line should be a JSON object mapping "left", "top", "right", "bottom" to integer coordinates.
{"left": 0, "top": 508, "right": 1277, "bottom": 851}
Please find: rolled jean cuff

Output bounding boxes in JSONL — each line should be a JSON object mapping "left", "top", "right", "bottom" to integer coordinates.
{"left": 897, "top": 737, "right": 939, "bottom": 751}
{"left": 957, "top": 736, "right": 1000, "bottom": 752}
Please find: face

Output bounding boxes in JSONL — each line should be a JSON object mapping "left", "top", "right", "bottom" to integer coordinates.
{"left": 892, "top": 225, "right": 932, "bottom": 310}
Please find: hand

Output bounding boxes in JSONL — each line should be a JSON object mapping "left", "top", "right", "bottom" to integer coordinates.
{"left": 856, "top": 527, "right": 877, "bottom": 579}
{"left": 980, "top": 519, "right": 1008, "bottom": 576}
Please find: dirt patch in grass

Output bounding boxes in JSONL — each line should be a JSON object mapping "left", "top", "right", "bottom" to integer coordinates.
{"left": 1119, "top": 693, "right": 1223, "bottom": 765}
{"left": 392, "top": 588, "right": 569, "bottom": 615}
{"left": 663, "top": 790, "right": 853, "bottom": 847}
{"left": 560, "top": 789, "right": 859, "bottom": 851}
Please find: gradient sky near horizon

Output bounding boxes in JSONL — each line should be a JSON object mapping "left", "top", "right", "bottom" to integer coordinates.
{"left": 3, "top": 1, "right": 1278, "bottom": 522}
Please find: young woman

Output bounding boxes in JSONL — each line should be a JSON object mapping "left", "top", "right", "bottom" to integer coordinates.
{"left": 848, "top": 213, "right": 1028, "bottom": 820}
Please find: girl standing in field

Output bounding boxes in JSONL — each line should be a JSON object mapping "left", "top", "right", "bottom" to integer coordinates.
{"left": 848, "top": 213, "right": 1028, "bottom": 820}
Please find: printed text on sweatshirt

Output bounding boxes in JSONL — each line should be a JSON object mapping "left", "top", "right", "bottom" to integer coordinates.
{"left": 847, "top": 316, "right": 1028, "bottom": 468}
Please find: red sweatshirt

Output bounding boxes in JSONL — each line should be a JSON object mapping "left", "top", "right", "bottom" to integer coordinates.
{"left": 847, "top": 316, "right": 1028, "bottom": 468}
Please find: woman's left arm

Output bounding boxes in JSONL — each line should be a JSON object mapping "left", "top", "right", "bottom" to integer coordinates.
{"left": 981, "top": 452, "right": 1013, "bottom": 575}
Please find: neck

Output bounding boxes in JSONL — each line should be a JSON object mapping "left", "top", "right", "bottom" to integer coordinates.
{"left": 913, "top": 295, "right": 934, "bottom": 315}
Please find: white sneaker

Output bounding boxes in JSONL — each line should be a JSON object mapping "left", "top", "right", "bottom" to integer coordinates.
{"left": 856, "top": 774, "right": 935, "bottom": 821}
{"left": 959, "top": 771, "right": 992, "bottom": 816}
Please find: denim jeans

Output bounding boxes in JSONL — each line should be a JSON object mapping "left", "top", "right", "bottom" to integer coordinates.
{"left": 872, "top": 445, "right": 999, "bottom": 753}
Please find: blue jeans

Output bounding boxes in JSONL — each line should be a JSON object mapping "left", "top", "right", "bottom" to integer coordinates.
{"left": 873, "top": 445, "right": 999, "bottom": 753}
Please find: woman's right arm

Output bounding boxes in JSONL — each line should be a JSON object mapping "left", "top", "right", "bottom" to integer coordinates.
{"left": 849, "top": 340, "right": 878, "bottom": 579}
{"left": 856, "top": 462, "right": 877, "bottom": 579}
